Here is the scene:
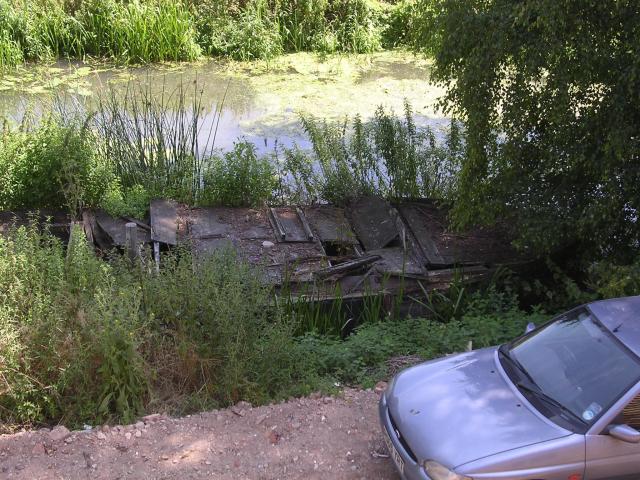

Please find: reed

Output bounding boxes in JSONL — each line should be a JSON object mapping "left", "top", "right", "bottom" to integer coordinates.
{"left": 93, "top": 80, "right": 218, "bottom": 205}
{"left": 0, "top": 0, "right": 416, "bottom": 67}
{"left": 291, "top": 102, "right": 464, "bottom": 205}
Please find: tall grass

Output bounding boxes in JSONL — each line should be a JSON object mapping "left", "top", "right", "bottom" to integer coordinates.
{"left": 0, "top": 225, "right": 310, "bottom": 427}
{"left": 0, "top": 0, "right": 405, "bottom": 67}
{"left": 94, "top": 81, "right": 216, "bottom": 206}
{"left": 283, "top": 102, "right": 464, "bottom": 205}
{"left": 79, "top": 0, "right": 201, "bottom": 63}
{"left": 0, "top": 0, "right": 200, "bottom": 67}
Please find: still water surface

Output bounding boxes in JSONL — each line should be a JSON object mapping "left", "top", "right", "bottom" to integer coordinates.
{"left": 0, "top": 51, "right": 448, "bottom": 153}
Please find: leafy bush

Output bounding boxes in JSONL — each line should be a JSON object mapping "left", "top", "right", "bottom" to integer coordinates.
{"left": 424, "top": 0, "right": 640, "bottom": 263}
{"left": 292, "top": 103, "right": 463, "bottom": 204}
{"left": 297, "top": 296, "right": 548, "bottom": 386}
{"left": 201, "top": 141, "right": 277, "bottom": 208}
{"left": 0, "top": 116, "right": 112, "bottom": 215}
{"left": 590, "top": 258, "right": 640, "bottom": 299}
{"left": 195, "top": 0, "right": 283, "bottom": 61}
{"left": 0, "top": 226, "right": 311, "bottom": 427}
{"left": 100, "top": 183, "right": 152, "bottom": 220}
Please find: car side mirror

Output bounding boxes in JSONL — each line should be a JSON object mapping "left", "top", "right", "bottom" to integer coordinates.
{"left": 609, "top": 424, "right": 640, "bottom": 443}
{"left": 525, "top": 322, "right": 536, "bottom": 334}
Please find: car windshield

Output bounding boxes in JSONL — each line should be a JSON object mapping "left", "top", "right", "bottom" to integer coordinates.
{"left": 505, "top": 308, "right": 640, "bottom": 429}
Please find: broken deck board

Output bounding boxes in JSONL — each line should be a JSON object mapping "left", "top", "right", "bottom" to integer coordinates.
{"left": 95, "top": 211, "right": 150, "bottom": 247}
{"left": 396, "top": 203, "right": 447, "bottom": 267}
{"left": 394, "top": 200, "right": 523, "bottom": 266}
{"left": 269, "top": 207, "right": 312, "bottom": 243}
{"left": 189, "top": 208, "right": 231, "bottom": 239}
{"left": 150, "top": 199, "right": 178, "bottom": 246}
{"left": 347, "top": 197, "right": 398, "bottom": 251}
{"left": 303, "top": 206, "right": 358, "bottom": 245}
{"left": 314, "top": 255, "right": 381, "bottom": 279}
{"left": 368, "top": 247, "right": 426, "bottom": 276}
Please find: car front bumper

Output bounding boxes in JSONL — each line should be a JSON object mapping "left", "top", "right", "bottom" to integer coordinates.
{"left": 379, "top": 393, "right": 430, "bottom": 480}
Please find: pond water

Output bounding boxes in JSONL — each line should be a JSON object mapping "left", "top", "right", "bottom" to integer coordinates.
{"left": 0, "top": 51, "right": 448, "bottom": 153}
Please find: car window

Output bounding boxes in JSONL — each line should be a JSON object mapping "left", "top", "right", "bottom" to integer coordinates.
{"left": 508, "top": 308, "right": 640, "bottom": 429}
{"left": 623, "top": 395, "right": 640, "bottom": 430}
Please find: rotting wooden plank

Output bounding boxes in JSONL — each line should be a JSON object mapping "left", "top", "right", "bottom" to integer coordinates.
{"left": 125, "top": 217, "right": 151, "bottom": 231}
{"left": 268, "top": 207, "right": 286, "bottom": 241}
{"left": 396, "top": 203, "right": 447, "bottom": 267}
{"left": 423, "top": 265, "right": 490, "bottom": 284}
{"left": 150, "top": 199, "right": 178, "bottom": 245}
{"left": 367, "top": 247, "right": 426, "bottom": 276}
{"left": 303, "top": 206, "right": 358, "bottom": 245}
{"left": 347, "top": 197, "right": 398, "bottom": 251}
{"left": 270, "top": 207, "right": 311, "bottom": 243}
{"left": 313, "top": 255, "right": 381, "bottom": 279}
{"left": 82, "top": 210, "right": 95, "bottom": 246}
{"left": 190, "top": 208, "right": 231, "bottom": 239}
{"left": 296, "top": 207, "right": 315, "bottom": 241}
{"left": 95, "top": 211, "right": 150, "bottom": 247}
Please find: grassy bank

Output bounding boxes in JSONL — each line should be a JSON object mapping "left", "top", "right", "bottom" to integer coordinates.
{"left": 0, "top": 0, "right": 420, "bottom": 68}
{"left": 0, "top": 222, "right": 547, "bottom": 429}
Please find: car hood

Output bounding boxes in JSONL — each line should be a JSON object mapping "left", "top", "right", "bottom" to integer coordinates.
{"left": 386, "top": 347, "right": 572, "bottom": 468}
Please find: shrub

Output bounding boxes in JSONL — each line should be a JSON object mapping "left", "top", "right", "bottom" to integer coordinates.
{"left": 196, "top": 0, "right": 283, "bottom": 61}
{"left": 0, "top": 116, "right": 112, "bottom": 215}
{"left": 0, "top": 226, "right": 311, "bottom": 427}
{"left": 590, "top": 258, "right": 640, "bottom": 299}
{"left": 201, "top": 141, "right": 277, "bottom": 208}
{"left": 293, "top": 103, "right": 463, "bottom": 205}
{"left": 297, "top": 299, "right": 548, "bottom": 387}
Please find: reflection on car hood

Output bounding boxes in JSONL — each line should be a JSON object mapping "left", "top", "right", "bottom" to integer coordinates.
{"left": 386, "top": 347, "right": 572, "bottom": 468}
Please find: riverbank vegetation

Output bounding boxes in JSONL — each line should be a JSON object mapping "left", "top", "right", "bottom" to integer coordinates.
{"left": 0, "top": 0, "right": 418, "bottom": 68}
{"left": 2, "top": 0, "right": 640, "bottom": 433}
{"left": 0, "top": 221, "right": 546, "bottom": 428}
{"left": 0, "top": 84, "right": 462, "bottom": 218}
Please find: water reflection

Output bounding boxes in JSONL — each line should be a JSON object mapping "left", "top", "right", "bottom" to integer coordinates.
{"left": 0, "top": 52, "right": 448, "bottom": 154}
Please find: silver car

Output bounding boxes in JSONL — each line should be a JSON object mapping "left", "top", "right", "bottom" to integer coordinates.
{"left": 380, "top": 295, "right": 640, "bottom": 480}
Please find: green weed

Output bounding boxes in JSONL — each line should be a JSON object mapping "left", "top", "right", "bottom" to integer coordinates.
{"left": 200, "top": 141, "right": 277, "bottom": 208}
{"left": 0, "top": 114, "right": 112, "bottom": 216}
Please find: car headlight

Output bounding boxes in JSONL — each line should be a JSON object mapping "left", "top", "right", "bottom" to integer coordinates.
{"left": 423, "top": 460, "right": 472, "bottom": 480}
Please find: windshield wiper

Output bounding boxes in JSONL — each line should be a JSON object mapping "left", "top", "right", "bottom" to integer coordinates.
{"left": 498, "top": 344, "right": 536, "bottom": 384}
{"left": 516, "top": 381, "right": 587, "bottom": 426}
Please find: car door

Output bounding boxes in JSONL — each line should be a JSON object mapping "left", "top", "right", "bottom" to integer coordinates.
{"left": 585, "top": 391, "right": 640, "bottom": 479}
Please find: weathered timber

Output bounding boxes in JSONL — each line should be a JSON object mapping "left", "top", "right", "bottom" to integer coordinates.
{"left": 125, "top": 222, "right": 139, "bottom": 262}
{"left": 95, "top": 211, "right": 150, "bottom": 247}
{"left": 269, "top": 207, "right": 311, "bottom": 243}
{"left": 296, "top": 207, "right": 315, "bottom": 241}
{"left": 303, "top": 206, "right": 358, "bottom": 245}
{"left": 81, "top": 210, "right": 95, "bottom": 246}
{"left": 150, "top": 199, "right": 178, "bottom": 245}
{"left": 314, "top": 255, "right": 381, "bottom": 279}
{"left": 367, "top": 247, "right": 426, "bottom": 276}
{"left": 347, "top": 197, "right": 398, "bottom": 251}
{"left": 396, "top": 202, "right": 447, "bottom": 266}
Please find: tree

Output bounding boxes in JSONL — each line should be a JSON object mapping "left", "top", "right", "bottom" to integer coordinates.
{"left": 421, "top": 0, "right": 640, "bottom": 262}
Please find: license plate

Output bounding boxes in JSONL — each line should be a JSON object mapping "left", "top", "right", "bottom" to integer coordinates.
{"left": 383, "top": 429, "right": 405, "bottom": 474}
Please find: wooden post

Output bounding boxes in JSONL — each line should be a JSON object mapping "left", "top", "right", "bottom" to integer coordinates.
{"left": 125, "top": 222, "right": 139, "bottom": 263}
{"left": 153, "top": 241, "right": 160, "bottom": 273}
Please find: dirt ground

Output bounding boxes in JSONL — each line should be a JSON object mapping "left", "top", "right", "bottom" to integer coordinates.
{"left": 0, "top": 388, "right": 399, "bottom": 480}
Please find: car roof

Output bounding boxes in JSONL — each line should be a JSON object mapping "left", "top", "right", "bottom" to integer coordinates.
{"left": 588, "top": 296, "right": 640, "bottom": 358}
